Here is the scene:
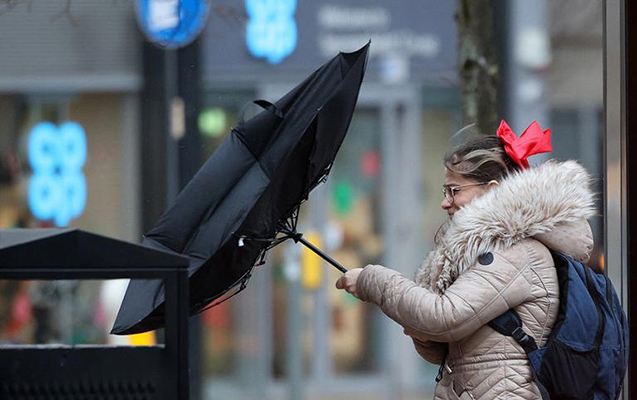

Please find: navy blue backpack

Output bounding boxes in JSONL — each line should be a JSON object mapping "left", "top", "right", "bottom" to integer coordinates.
{"left": 489, "top": 251, "right": 629, "bottom": 400}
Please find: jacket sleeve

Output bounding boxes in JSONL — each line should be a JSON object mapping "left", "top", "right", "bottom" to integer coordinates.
{"left": 356, "top": 247, "right": 535, "bottom": 342}
{"left": 412, "top": 338, "right": 447, "bottom": 364}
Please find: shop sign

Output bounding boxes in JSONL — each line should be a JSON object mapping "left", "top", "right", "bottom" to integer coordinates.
{"left": 204, "top": 0, "right": 455, "bottom": 80}
{"left": 245, "top": 0, "right": 298, "bottom": 64}
{"left": 136, "top": 0, "right": 210, "bottom": 49}
{"left": 28, "top": 122, "right": 87, "bottom": 227}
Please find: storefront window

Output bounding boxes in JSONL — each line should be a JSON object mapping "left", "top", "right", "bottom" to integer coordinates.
{"left": 0, "top": 93, "right": 140, "bottom": 345}
{"left": 327, "top": 108, "right": 383, "bottom": 374}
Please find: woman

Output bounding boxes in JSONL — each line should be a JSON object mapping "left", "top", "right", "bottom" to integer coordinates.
{"left": 336, "top": 120, "right": 595, "bottom": 399}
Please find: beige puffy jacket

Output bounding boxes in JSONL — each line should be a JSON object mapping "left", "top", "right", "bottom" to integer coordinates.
{"left": 356, "top": 161, "right": 596, "bottom": 400}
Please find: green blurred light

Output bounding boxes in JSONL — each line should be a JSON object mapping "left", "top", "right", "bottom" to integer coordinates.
{"left": 333, "top": 181, "right": 354, "bottom": 216}
{"left": 199, "top": 108, "right": 227, "bottom": 137}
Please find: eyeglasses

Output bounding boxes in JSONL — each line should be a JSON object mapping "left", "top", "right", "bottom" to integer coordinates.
{"left": 441, "top": 182, "right": 489, "bottom": 204}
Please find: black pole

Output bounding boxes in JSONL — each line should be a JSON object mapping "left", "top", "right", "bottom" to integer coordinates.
{"left": 296, "top": 235, "right": 348, "bottom": 273}
{"left": 178, "top": 37, "right": 203, "bottom": 400}
{"left": 625, "top": 0, "right": 637, "bottom": 396}
{"left": 140, "top": 40, "right": 170, "bottom": 233}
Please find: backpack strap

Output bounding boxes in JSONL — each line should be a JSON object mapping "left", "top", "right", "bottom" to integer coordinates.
{"left": 488, "top": 309, "right": 538, "bottom": 354}
{"left": 489, "top": 310, "right": 551, "bottom": 400}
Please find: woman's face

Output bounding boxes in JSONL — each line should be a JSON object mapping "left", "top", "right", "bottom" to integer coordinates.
{"left": 441, "top": 168, "right": 494, "bottom": 218}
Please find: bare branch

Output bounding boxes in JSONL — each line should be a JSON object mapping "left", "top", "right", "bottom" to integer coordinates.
{"left": 0, "top": 0, "right": 77, "bottom": 25}
{"left": 0, "top": 0, "right": 30, "bottom": 17}
{"left": 52, "top": 0, "right": 78, "bottom": 26}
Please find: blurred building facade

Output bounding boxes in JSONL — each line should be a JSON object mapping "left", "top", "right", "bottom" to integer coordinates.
{"left": 0, "top": 1, "right": 142, "bottom": 349}
{"left": 0, "top": 1, "right": 606, "bottom": 400}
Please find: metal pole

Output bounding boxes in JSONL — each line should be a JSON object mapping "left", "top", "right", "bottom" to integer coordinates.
{"left": 177, "top": 38, "right": 203, "bottom": 400}
{"left": 140, "top": 41, "right": 170, "bottom": 232}
{"left": 605, "top": 0, "right": 629, "bottom": 398}
{"left": 310, "top": 184, "right": 330, "bottom": 384}
{"left": 284, "top": 243, "right": 304, "bottom": 400}
{"left": 164, "top": 49, "right": 180, "bottom": 204}
{"left": 500, "top": 0, "right": 550, "bottom": 145}
{"left": 380, "top": 95, "right": 401, "bottom": 400}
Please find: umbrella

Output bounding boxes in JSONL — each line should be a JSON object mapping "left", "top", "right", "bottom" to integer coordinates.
{"left": 112, "top": 42, "right": 369, "bottom": 335}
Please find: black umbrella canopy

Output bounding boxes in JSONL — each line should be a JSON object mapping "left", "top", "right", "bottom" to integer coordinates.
{"left": 112, "top": 42, "right": 369, "bottom": 335}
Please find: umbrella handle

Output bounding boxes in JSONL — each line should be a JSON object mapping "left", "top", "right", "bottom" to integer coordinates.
{"left": 295, "top": 235, "right": 348, "bottom": 273}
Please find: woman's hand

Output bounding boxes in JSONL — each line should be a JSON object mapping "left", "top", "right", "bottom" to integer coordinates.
{"left": 335, "top": 268, "right": 363, "bottom": 299}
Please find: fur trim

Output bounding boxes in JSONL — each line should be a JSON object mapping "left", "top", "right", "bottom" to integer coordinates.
{"left": 415, "top": 160, "right": 596, "bottom": 294}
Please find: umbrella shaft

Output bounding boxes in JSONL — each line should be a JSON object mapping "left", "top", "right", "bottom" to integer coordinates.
{"left": 297, "top": 236, "right": 347, "bottom": 273}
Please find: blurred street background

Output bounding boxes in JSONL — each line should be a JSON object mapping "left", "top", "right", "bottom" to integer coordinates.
{"left": 0, "top": 0, "right": 605, "bottom": 399}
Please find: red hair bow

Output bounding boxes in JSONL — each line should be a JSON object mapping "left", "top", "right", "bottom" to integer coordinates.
{"left": 496, "top": 120, "right": 552, "bottom": 169}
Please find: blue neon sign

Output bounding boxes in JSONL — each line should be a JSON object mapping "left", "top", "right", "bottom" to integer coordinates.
{"left": 28, "top": 122, "right": 87, "bottom": 227}
{"left": 136, "top": 0, "right": 210, "bottom": 49}
{"left": 246, "top": 0, "right": 297, "bottom": 64}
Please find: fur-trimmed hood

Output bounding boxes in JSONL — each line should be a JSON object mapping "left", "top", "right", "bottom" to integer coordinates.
{"left": 415, "top": 160, "right": 596, "bottom": 294}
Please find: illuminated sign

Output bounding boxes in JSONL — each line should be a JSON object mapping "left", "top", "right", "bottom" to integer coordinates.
{"left": 246, "top": 0, "right": 297, "bottom": 64}
{"left": 204, "top": 1, "right": 456, "bottom": 82}
{"left": 136, "top": 0, "right": 210, "bottom": 49}
{"left": 28, "top": 122, "right": 87, "bottom": 227}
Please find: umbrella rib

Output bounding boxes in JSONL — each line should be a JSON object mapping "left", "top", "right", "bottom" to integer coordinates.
{"left": 192, "top": 265, "right": 254, "bottom": 313}
{"left": 276, "top": 210, "right": 347, "bottom": 273}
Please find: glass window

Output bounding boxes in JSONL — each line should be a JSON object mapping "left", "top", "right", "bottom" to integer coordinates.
{"left": 0, "top": 93, "right": 141, "bottom": 345}
{"left": 326, "top": 108, "right": 383, "bottom": 374}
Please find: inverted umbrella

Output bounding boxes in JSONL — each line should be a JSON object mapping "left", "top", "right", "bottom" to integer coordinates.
{"left": 112, "top": 42, "right": 369, "bottom": 335}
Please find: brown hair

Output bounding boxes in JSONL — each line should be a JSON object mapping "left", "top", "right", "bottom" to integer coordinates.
{"left": 444, "top": 135, "right": 521, "bottom": 182}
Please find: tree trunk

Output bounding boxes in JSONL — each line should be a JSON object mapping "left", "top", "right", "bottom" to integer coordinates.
{"left": 457, "top": 0, "right": 499, "bottom": 135}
